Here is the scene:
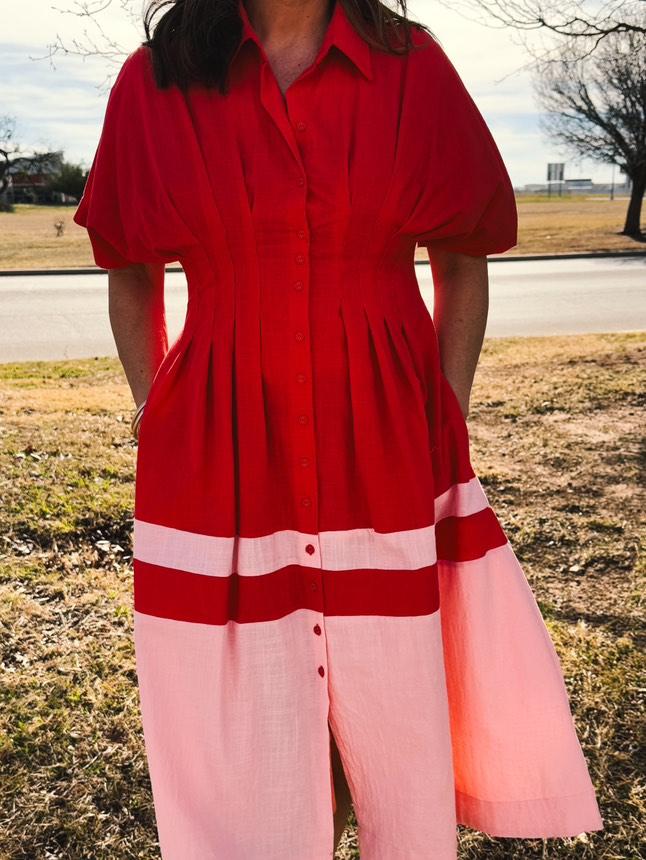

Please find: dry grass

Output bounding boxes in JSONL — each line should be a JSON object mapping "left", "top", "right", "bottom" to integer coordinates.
{"left": 0, "top": 205, "right": 90, "bottom": 270}
{"left": 420, "top": 194, "right": 644, "bottom": 260}
{"left": 415, "top": 194, "right": 643, "bottom": 260}
{"left": 0, "top": 333, "right": 644, "bottom": 859}
{"left": 0, "top": 198, "right": 643, "bottom": 271}
{"left": 502, "top": 195, "right": 645, "bottom": 256}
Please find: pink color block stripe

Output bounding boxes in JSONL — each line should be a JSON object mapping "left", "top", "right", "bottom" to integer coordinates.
{"left": 133, "top": 477, "right": 495, "bottom": 577}
{"left": 435, "top": 475, "right": 489, "bottom": 521}
{"left": 133, "top": 608, "right": 335, "bottom": 859}
{"left": 133, "top": 519, "right": 438, "bottom": 576}
{"left": 133, "top": 609, "right": 460, "bottom": 857}
{"left": 438, "top": 541, "right": 604, "bottom": 837}
{"left": 325, "top": 610, "right": 458, "bottom": 858}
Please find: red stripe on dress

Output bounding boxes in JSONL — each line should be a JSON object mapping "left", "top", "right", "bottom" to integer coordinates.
{"left": 436, "top": 506, "right": 508, "bottom": 562}
{"left": 133, "top": 561, "right": 440, "bottom": 625}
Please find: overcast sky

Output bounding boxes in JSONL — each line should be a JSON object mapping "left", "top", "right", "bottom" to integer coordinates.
{"left": 1, "top": 0, "right": 618, "bottom": 187}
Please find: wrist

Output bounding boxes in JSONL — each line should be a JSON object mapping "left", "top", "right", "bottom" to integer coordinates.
{"left": 131, "top": 398, "right": 147, "bottom": 440}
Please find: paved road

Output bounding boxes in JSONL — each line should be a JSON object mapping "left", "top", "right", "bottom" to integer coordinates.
{"left": 0, "top": 256, "right": 644, "bottom": 362}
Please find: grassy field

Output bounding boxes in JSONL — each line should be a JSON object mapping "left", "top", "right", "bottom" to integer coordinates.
{"left": 0, "top": 197, "right": 643, "bottom": 270}
{"left": 0, "top": 332, "right": 643, "bottom": 859}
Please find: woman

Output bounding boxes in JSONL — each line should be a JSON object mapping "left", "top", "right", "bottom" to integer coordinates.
{"left": 74, "top": 0, "right": 604, "bottom": 857}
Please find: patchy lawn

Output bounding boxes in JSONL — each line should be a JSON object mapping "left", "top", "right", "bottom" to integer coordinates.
{"left": 0, "top": 333, "right": 643, "bottom": 858}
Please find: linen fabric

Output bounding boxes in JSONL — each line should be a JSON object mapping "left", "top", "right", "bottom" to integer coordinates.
{"left": 74, "top": 1, "right": 604, "bottom": 857}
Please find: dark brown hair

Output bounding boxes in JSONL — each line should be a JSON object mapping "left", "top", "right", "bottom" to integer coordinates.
{"left": 143, "top": 0, "right": 433, "bottom": 93}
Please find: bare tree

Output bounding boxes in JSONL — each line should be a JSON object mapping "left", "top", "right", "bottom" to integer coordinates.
{"left": 533, "top": 30, "right": 645, "bottom": 237}
{"left": 449, "top": 0, "right": 645, "bottom": 49}
{"left": 44, "top": 0, "right": 140, "bottom": 69}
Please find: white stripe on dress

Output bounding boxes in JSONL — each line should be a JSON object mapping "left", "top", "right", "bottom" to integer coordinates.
{"left": 133, "top": 476, "right": 491, "bottom": 577}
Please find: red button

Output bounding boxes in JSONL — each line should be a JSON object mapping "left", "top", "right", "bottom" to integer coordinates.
{"left": 296, "top": 121, "right": 307, "bottom": 132}
{"left": 313, "top": 624, "right": 322, "bottom": 635}
{"left": 294, "top": 280, "right": 304, "bottom": 291}
{"left": 295, "top": 331, "right": 305, "bottom": 342}
{"left": 305, "top": 543, "right": 315, "bottom": 554}
{"left": 318, "top": 666, "right": 325, "bottom": 677}
{"left": 297, "top": 177, "right": 305, "bottom": 187}
{"left": 299, "top": 456, "right": 310, "bottom": 467}
{"left": 297, "top": 229, "right": 306, "bottom": 239}
{"left": 296, "top": 372, "right": 307, "bottom": 383}
{"left": 298, "top": 414, "right": 309, "bottom": 424}
{"left": 295, "top": 254, "right": 305, "bottom": 264}
{"left": 311, "top": 581, "right": 318, "bottom": 591}
{"left": 301, "top": 496, "right": 311, "bottom": 507}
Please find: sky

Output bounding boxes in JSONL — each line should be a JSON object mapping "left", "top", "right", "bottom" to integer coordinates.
{"left": 0, "top": 0, "right": 620, "bottom": 188}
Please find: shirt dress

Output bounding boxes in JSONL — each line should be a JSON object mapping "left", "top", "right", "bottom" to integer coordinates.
{"left": 73, "top": 1, "right": 604, "bottom": 857}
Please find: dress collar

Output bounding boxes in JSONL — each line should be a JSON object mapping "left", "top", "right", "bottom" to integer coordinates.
{"left": 235, "top": 0, "right": 373, "bottom": 81}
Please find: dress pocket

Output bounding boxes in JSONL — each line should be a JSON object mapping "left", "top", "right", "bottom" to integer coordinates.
{"left": 136, "top": 365, "right": 163, "bottom": 443}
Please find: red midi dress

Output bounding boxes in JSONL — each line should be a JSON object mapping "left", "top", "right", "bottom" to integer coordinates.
{"left": 74, "top": 1, "right": 604, "bottom": 857}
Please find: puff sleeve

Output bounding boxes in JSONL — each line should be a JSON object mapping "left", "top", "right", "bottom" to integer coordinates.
{"left": 413, "top": 40, "right": 518, "bottom": 257}
{"left": 73, "top": 46, "right": 196, "bottom": 269}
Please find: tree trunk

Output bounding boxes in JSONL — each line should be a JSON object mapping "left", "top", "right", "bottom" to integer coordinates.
{"left": 623, "top": 165, "right": 646, "bottom": 237}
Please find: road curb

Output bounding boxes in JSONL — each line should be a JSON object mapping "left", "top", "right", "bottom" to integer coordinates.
{"left": 0, "top": 249, "right": 644, "bottom": 277}
{"left": 418, "top": 249, "right": 646, "bottom": 264}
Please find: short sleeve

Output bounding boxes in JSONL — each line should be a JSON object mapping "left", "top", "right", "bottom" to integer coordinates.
{"left": 413, "top": 40, "right": 518, "bottom": 257}
{"left": 73, "top": 46, "right": 195, "bottom": 269}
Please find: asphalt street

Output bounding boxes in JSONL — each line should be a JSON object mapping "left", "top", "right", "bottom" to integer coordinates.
{"left": 0, "top": 256, "right": 644, "bottom": 362}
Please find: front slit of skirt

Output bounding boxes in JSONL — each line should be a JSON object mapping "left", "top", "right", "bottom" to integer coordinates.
{"left": 328, "top": 721, "right": 337, "bottom": 814}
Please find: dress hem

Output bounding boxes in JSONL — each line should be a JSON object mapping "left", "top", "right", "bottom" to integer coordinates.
{"left": 455, "top": 787, "right": 604, "bottom": 838}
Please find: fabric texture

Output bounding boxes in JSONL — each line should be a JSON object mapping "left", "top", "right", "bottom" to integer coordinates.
{"left": 74, "top": 1, "right": 604, "bottom": 857}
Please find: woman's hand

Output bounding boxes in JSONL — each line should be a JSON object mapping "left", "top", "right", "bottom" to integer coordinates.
{"left": 107, "top": 262, "right": 168, "bottom": 410}
{"left": 428, "top": 249, "right": 489, "bottom": 422}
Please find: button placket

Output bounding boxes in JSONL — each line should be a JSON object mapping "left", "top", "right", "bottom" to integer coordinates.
{"left": 281, "top": 90, "right": 328, "bottom": 684}
{"left": 288, "top": 168, "right": 317, "bottom": 537}
{"left": 300, "top": 532, "right": 325, "bottom": 677}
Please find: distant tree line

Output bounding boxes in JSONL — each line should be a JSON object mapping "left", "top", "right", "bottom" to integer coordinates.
{"left": 0, "top": 116, "right": 88, "bottom": 212}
